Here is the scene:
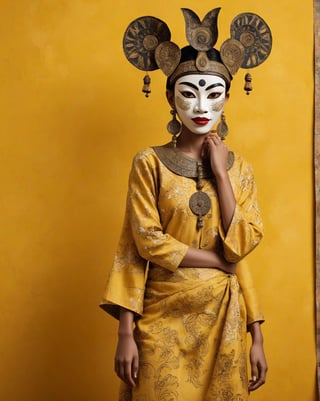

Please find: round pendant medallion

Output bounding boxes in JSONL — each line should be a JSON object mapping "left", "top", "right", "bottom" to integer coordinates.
{"left": 189, "top": 191, "right": 211, "bottom": 217}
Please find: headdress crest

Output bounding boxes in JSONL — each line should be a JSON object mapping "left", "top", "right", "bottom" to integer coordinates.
{"left": 123, "top": 8, "right": 272, "bottom": 96}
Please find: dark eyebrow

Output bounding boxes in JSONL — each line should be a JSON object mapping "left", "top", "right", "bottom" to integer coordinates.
{"left": 179, "top": 82, "right": 199, "bottom": 91}
{"left": 206, "top": 83, "right": 225, "bottom": 91}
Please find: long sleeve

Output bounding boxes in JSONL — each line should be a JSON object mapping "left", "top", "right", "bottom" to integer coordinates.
{"left": 219, "top": 158, "right": 263, "bottom": 263}
{"left": 128, "top": 150, "right": 189, "bottom": 270}
{"left": 99, "top": 205, "right": 149, "bottom": 319}
{"left": 100, "top": 149, "right": 188, "bottom": 319}
{"left": 237, "top": 259, "right": 264, "bottom": 326}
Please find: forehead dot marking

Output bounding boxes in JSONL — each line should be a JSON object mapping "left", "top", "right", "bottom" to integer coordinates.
{"left": 199, "top": 79, "right": 206, "bottom": 87}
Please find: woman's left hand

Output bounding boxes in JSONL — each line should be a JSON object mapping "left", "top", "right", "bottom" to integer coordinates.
{"left": 248, "top": 341, "right": 268, "bottom": 391}
{"left": 202, "top": 132, "right": 229, "bottom": 177}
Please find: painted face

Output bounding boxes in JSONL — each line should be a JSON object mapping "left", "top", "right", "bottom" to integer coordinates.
{"left": 174, "top": 74, "right": 227, "bottom": 135}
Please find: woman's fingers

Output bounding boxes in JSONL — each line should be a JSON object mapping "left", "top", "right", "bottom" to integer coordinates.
{"left": 124, "top": 360, "right": 136, "bottom": 387}
{"left": 115, "top": 359, "right": 137, "bottom": 387}
{"left": 114, "top": 331, "right": 139, "bottom": 387}
{"left": 115, "top": 352, "right": 139, "bottom": 387}
{"left": 132, "top": 354, "right": 139, "bottom": 381}
{"left": 205, "top": 133, "right": 226, "bottom": 150}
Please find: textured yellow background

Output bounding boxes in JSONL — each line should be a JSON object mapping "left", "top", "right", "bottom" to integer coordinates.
{"left": 0, "top": 1, "right": 315, "bottom": 400}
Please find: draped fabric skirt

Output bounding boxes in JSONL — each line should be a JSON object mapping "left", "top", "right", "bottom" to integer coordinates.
{"left": 119, "top": 266, "right": 248, "bottom": 401}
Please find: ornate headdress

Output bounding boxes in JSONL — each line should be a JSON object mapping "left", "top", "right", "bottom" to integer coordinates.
{"left": 123, "top": 8, "right": 272, "bottom": 96}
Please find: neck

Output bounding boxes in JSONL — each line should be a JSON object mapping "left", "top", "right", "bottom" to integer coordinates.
{"left": 176, "top": 128, "right": 208, "bottom": 159}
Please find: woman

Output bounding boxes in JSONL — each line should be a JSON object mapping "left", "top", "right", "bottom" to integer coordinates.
{"left": 101, "top": 8, "right": 271, "bottom": 401}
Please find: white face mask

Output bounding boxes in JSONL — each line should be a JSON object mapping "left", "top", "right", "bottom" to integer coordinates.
{"left": 174, "top": 74, "right": 227, "bottom": 135}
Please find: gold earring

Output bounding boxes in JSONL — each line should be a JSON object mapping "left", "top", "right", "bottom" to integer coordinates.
{"left": 167, "top": 109, "right": 181, "bottom": 148}
{"left": 217, "top": 112, "right": 228, "bottom": 140}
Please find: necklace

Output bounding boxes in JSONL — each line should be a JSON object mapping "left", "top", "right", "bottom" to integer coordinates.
{"left": 189, "top": 161, "right": 212, "bottom": 229}
{"left": 153, "top": 145, "right": 234, "bottom": 229}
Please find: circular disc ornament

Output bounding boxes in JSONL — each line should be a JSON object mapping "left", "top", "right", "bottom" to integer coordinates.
{"left": 155, "top": 41, "right": 181, "bottom": 76}
{"left": 220, "top": 38, "right": 245, "bottom": 75}
{"left": 189, "top": 191, "right": 211, "bottom": 217}
{"left": 123, "top": 16, "right": 171, "bottom": 71}
{"left": 191, "top": 27, "right": 214, "bottom": 51}
{"left": 230, "top": 13, "right": 272, "bottom": 69}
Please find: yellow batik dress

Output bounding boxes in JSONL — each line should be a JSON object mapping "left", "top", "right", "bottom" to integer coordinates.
{"left": 100, "top": 145, "right": 264, "bottom": 401}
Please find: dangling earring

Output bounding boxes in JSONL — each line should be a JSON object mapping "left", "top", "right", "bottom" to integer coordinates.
{"left": 167, "top": 109, "right": 181, "bottom": 148}
{"left": 217, "top": 112, "right": 229, "bottom": 140}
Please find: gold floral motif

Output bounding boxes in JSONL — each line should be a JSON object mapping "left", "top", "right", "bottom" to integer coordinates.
{"left": 100, "top": 147, "right": 264, "bottom": 400}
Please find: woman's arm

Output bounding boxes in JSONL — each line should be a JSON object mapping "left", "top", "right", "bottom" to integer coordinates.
{"left": 204, "top": 133, "right": 236, "bottom": 233}
{"left": 114, "top": 308, "right": 139, "bottom": 387}
{"left": 180, "top": 247, "right": 236, "bottom": 274}
{"left": 203, "top": 133, "right": 263, "bottom": 263}
{"left": 247, "top": 322, "right": 268, "bottom": 391}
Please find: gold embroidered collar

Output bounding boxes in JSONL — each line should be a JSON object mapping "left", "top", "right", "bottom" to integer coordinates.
{"left": 152, "top": 144, "right": 234, "bottom": 179}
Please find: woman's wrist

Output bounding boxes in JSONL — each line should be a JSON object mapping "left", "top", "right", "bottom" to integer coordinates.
{"left": 248, "top": 321, "right": 264, "bottom": 345}
{"left": 118, "top": 307, "right": 135, "bottom": 336}
{"left": 214, "top": 169, "right": 229, "bottom": 181}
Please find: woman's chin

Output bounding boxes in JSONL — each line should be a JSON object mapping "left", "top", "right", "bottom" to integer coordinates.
{"left": 190, "top": 128, "right": 214, "bottom": 136}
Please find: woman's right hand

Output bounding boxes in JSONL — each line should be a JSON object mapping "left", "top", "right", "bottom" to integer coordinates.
{"left": 114, "top": 333, "right": 139, "bottom": 387}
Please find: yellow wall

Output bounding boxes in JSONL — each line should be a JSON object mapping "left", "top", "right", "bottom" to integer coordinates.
{"left": 0, "top": 1, "right": 315, "bottom": 400}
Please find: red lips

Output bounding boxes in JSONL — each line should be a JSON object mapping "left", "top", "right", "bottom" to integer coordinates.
{"left": 192, "top": 117, "right": 210, "bottom": 126}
